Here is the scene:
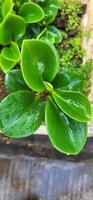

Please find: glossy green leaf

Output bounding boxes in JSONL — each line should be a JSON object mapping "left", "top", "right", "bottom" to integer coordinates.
{"left": 45, "top": 98, "right": 87, "bottom": 154}
{"left": 48, "top": 26, "right": 62, "bottom": 43}
{"left": 52, "top": 89, "right": 92, "bottom": 122}
{"left": 0, "top": 90, "right": 45, "bottom": 138}
{"left": 2, "top": 0, "right": 14, "bottom": 18}
{"left": 39, "top": 0, "right": 61, "bottom": 24}
{"left": 19, "top": 2, "right": 44, "bottom": 23}
{"left": 44, "top": 14, "right": 56, "bottom": 25}
{"left": 0, "top": 13, "right": 26, "bottom": 45}
{"left": 41, "top": 26, "right": 62, "bottom": 44}
{"left": 21, "top": 39, "right": 59, "bottom": 92}
{"left": 45, "top": 31, "right": 55, "bottom": 44}
{"left": 2, "top": 41, "right": 20, "bottom": 62}
{"left": 5, "top": 69, "right": 29, "bottom": 93}
{"left": 44, "top": 81, "right": 53, "bottom": 92}
{"left": 52, "top": 71, "right": 83, "bottom": 92}
{"left": 0, "top": 53, "right": 16, "bottom": 73}
{"left": 0, "top": 42, "right": 20, "bottom": 73}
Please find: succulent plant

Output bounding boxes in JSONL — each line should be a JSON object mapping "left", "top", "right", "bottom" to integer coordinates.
{"left": 0, "top": 0, "right": 92, "bottom": 155}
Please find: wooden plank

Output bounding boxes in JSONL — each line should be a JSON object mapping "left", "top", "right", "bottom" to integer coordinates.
{"left": 0, "top": 136, "right": 92, "bottom": 200}
{"left": 0, "top": 134, "right": 93, "bottom": 162}
{"left": 0, "top": 150, "right": 93, "bottom": 200}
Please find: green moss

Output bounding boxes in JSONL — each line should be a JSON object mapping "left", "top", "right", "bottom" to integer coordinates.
{"left": 61, "top": 0, "right": 82, "bottom": 31}
{"left": 54, "top": 0, "right": 92, "bottom": 96}
{"left": 58, "top": 34, "right": 84, "bottom": 68}
{"left": 81, "top": 60, "right": 93, "bottom": 95}
{"left": 57, "top": 0, "right": 83, "bottom": 68}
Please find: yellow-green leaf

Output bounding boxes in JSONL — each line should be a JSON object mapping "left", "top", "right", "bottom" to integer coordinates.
{"left": 0, "top": 13, "right": 26, "bottom": 45}
{"left": 0, "top": 53, "right": 16, "bottom": 73}
{"left": 2, "top": 41, "right": 20, "bottom": 62}
{"left": 21, "top": 39, "right": 59, "bottom": 92}
{"left": 19, "top": 2, "right": 44, "bottom": 23}
{"left": 2, "top": 0, "right": 14, "bottom": 18}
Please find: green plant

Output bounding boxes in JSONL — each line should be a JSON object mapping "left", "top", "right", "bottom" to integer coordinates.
{"left": 38, "top": 25, "right": 62, "bottom": 44}
{"left": 80, "top": 60, "right": 93, "bottom": 95}
{"left": 55, "top": 60, "right": 93, "bottom": 96}
{"left": 0, "top": 0, "right": 92, "bottom": 155}
{"left": 56, "top": 0, "right": 84, "bottom": 70}
{"left": 58, "top": 33, "right": 84, "bottom": 68}
{"left": 0, "top": 0, "right": 62, "bottom": 71}
{"left": 0, "top": 39, "right": 92, "bottom": 155}
{"left": 36, "top": 0, "right": 61, "bottom": 24}
{"left": 61, "top": 0, "right": 82, "bottom": 31}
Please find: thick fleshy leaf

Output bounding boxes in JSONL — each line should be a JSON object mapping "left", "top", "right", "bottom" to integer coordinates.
{"left": 39, "top": 29, "right": 55, "bottom": 44}
{"left": 44, "top": 14, "right": 56, "bottom": 25}
{"left": 52, "top": 71, "right": 83, "bottom": 92}
{"left": 42, "top": 31, "right": 55, "bottom": 44}
{"left": 39, "top": 26, "right": 62, "bottom": 44}
{"left": 45, "top": 98, "right": 87, "bottom": 154}
{"left": 48, "top": 26, "right": 62, "bottom": 43}
{"left": 46, "top": 32, "right": 55, "bottom": 44}
{"left": 19, "top": 2, "right": 44, "bottom": 23}
{"left": 2, "top": 41, "right": 20, "bottom": 62}
{"left": 0, "top": 13, "right": 26, "bottom": 45}
{"left": 52, "top": 90, "right": 92, "bottom": 122}
{"left": 0, "top": 53, "right": 16, "bottom": 73}
{"left": 21, "top": 39, "right": 59, "bottom": 92}
{"left": 2, "top": 0, "right": 14, "bottom": 18}
{"left": 0, "top": 90, "right": 45, "bottom": 138}
{"left": 0, "top": 42, "right": 20, "bottom": 72}
{"left": 39, "top": 0, "right": 61, "bottom": 24}
{"left": 5, "top": 69, "right": 29, "bottom": 93}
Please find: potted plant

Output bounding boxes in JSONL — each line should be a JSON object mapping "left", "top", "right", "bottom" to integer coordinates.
{"left": 0, "top": 0, "right": 92, "bottom": 155}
